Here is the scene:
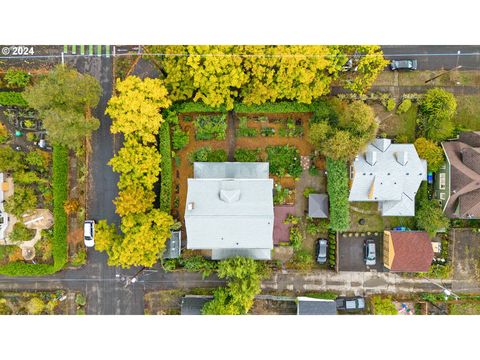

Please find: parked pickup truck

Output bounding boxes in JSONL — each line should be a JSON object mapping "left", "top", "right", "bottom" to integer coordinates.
{"left": 335, "top": 296, "right": 366, "bottom": 311}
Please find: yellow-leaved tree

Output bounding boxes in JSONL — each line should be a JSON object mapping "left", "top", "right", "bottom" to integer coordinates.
{"left": 106, "top": 76, "right": 171, "bottom": 143}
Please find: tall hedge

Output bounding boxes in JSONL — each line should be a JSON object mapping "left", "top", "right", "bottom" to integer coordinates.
{"left": 326, "top": 157, "right": 350, "bottom": 232}
{"left": 234, "top": 101, "right": 314, "bottom": 113}
{"left": 0, "top": 145, "right": 68, "bottom": 276}
{"left": 172, "top": 101, "right": 227, "bottom": 113}
{"left": 159, "top": 122, "right": 172, "bottom": 213}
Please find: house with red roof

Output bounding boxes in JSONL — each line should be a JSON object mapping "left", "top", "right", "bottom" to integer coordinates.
{"left": 383, "top": 230, "right": 434, "bottom": 272}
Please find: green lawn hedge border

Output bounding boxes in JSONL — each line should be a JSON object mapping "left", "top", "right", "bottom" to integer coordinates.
{"left": 172, "top": 101, "right": 227, "bottom": 113}
{"left": 0, "top": 146, "right": 68, "bottom": 276}
{"left": 159, "top": 122, "right": 172, "bottom": 213}
{"left": 326, "top": 157, "right": 350, "bottom": 232}
{"left": 234, "top": 101, "right": 315, "bottom": 113}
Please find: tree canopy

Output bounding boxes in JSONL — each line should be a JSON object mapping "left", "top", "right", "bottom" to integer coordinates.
{"left": 145, "top": 45, "right": 388, "bottom": 109}
{"left": 416, "top": 199, "right": 450, "bottom": 238}
{"left": 106, "top": 76, "right": 171, "bottom": 143}
{"left": 414, "top": 137, "right": 445, "bottom": 172}
{"left": 418, "top": 88, "right": 457, "bottom": 142}
{"left": 23, "top": 65, "right": 102, "bottom": 149}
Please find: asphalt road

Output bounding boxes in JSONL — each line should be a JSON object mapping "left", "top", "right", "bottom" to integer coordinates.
{"left": 381, "top": 45, "right": 480, "bottom": 70}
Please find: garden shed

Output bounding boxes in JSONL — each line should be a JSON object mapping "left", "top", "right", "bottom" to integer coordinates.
{"left": 308, "top": 193, "right": 329, "bottom": 218}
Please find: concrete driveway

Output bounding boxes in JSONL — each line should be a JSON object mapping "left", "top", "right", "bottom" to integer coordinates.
{"left": 338, "top": 232, "right": 384, "bottom": 272}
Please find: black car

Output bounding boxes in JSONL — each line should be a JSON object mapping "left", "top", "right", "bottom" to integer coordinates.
{"left": 335, "top": 296, "right": 366, "bottom": 311}
{"left": 390, "top": 59, "right": 417, "bottom": 71}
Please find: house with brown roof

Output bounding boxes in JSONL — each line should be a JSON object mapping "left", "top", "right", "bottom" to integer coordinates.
{"left": 383, "top": 231, "right": 433, "bottom": 272}
{"left": 441, "top": 132, "right": 480, "bottom": 218}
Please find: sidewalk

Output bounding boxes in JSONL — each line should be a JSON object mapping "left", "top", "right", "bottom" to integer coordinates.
{"left": 261, "top": 270, "right": 480, "bottom": 296}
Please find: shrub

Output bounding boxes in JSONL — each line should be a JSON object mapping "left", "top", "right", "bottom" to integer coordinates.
{"left": 326, "top": 158, "right": 350, "bottom": 231}
{"left": 171, "top": 125, "right": 189, "bottom": 151}
{"left": 288, "top": 248, "right": 314, "bottom": 271}
{"left": 273, "top": 184, "right": 291, "bottom": 205}
{"left": 189, "top": 147, "right": 227, "bottom": 163}
{"left": 194, "top": 114, "right": 227, "bottom": 140}
{"left": 289, "top": 226, "right": 303, "bottom": 251}
{"left": 70, "top": 248, "right": 87, "bottom": 266}
{"left": 63, "top": 198, "right": 80, "bottom": 215}
{"left": 159, "top": 122, "right": 172, "bottom": 213}
{"left": 266, "top": 145, "right": 302, "bottom": 178}
{"left": 9, "top": 222, "right": 35, "bottom": 242}
{"left": 304, "top": 291, "right": 338, "bottom": 300}
{"left": 75, "top": 293, "right": 87, "bottom": 306}
{"left": 260, "top": 127, "right": 275, "bottom": 137}
{"left": 26, "top": 297, "right": 45, "bottom": 315}
{"left": 4, "top": 186, "right": 37, "bottom": 217}
{"left": 416, "top": 199, "right": 450, "bottom": 238}
{"left": 0, "top": 91, "right": 28, "bottom": 106}
{"left": 234, "top": 148, "right": 260, "bottom": 162}
{"left": 311, "top": 100, "right": 337, "bottom": 124}
{"left": 396, "top": 99, "right": 412, "bottom": 114}
{"left": 386, "top": 98, "right": 396, "bottom": 112}
{"left": 179, "top": 255, "right": 217, "bottom": 279}
{"left": 4, "top": 69, "right": 31, "bottom": 88}
{"left": 414, "top": 137, "right": 445, "bottom": 172}
{"left": 371, "top": 296, "right": 397, "bottom": 315}
{"left": 236, "top": 116, "right": 258, "bottom": 137}
{"left": 303, "top": 187, "right": 316, "bottom": 198}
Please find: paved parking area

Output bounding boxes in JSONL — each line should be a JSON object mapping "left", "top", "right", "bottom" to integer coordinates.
{"left": 338, "top": 232, "right": 384, "bottom": 272}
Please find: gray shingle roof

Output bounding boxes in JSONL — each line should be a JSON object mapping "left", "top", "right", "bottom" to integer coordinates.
{"left": 296, "top": 297, "right": 337, "bottom": 315}
{"left": 308, "top": 194, "right": 329, "bottom": 218}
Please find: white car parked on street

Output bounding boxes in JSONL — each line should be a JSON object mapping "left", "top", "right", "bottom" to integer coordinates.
{"left": 84, "top": 220, "right": 95, "bottom": 248}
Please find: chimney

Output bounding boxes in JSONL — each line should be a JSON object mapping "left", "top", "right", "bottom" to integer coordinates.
{"left": 365, "top": 151, "right": 377, "bottom": 166}
{"left": 395, "top": 151, "right": 408, "bottom": 166}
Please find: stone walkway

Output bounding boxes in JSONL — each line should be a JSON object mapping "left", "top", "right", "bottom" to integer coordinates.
{"left": 261, "top": 270, "right": 480, "bottom": 296}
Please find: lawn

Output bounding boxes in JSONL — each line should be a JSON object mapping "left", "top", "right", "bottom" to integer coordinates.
{"left": 397, "top": 104, "right": 418, "bottom": 142}
{"left": 348, "top": 202, "right": 384, "bottom": 232}
{"left": 373, "top": 70, "right": 480, "bottom": 87}
{"left": 449, "top": 302, "right": 480, "bottom": 315}
{"left": 453, "top": 95, "right": 480, "bottom": 130}
{"left": 383, "top": 216, "right": 417, "bottom": 230}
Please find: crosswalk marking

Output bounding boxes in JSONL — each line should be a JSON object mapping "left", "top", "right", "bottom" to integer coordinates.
{"left": 63, "top": 45, "right": 112, "bottom": 57}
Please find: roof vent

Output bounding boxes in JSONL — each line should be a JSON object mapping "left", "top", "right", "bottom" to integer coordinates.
{"left": 395, "top": 151, "right": 408, "bottom": 166}
{"left": 372, "top": 138, "right": 391, "bottom": 152}
{"left": 365, "top": 151, "right": 377, "bottom": 166}
{"left": 219, "top": 189, "right": 241, "bottom": 203}
{"left": 187, "top": 202, "right": 194, "bottom": 211}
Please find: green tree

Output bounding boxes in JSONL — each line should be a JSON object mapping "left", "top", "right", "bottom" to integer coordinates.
{"left": 331, "top": 46, "right": 389, "bottom": 93}
{"left": 108, "top": 136, "right": 161, "bottom": 191}
{"left": 416, "top": 199, "right": 450, "bottom": 238}
{"left": 23, "top": 65, "right": 102, "bottom": 149}
{"left": 371, "top": 296, "right": 397, "bottom": 315}
{"left": 326, "top": 158, "right": 350, "bottom": 231}
{"left": 308, "top": 121, "right": 332, "bottom": 148}
{"left": 0, "top": 146, "right": 26, "bottom": 172}
{"left": 94, "top": 220, "right": 121, "bottom": 253}
{"left": 414, "top": 137, "right": 445, "bottom": 172}
{"left": 418, "top": 88, "right": 457, "bottom": 141}
{"left": 337, "top": 100, "right": 378, "bottom": 139}
{"left": 202, "top": 257, "right": 267, "bottom": 315}
{"left": 4, "top": 186, "right": 37, "bottom": 217}
{"left": 106, "top": 210, "right": 174, "bottom": 268}
{"left": 113, "top": 185, "right": 155, "bottom": 216}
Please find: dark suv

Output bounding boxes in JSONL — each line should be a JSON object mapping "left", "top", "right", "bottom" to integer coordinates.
{"left": 335, "top": 296, "right": 365, "bottom": 311}
{"left": 390, "top": 59, "right": 417, "bottom": 71}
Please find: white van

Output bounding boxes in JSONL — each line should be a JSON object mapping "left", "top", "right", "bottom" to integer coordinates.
{"left": 84, "top": 220, "right": 95, "bottom": 247}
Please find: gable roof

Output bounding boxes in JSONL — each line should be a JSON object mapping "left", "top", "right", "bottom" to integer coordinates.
{"left": 296, "top": 297, "right": 337, "bottom": 315}
{"left": 442, "top": 133, "right": 480, "bottom": 218}
{"left": 185, "top": 163, "right": 274, "bottom": 259}
{"left": 387, "top": 231, "right": 433, "bottom": 272}
{"left": 349, "top": 140, "right": 427, "bottom": 216}
{"left": 308, "top": 194, "right": 329, "bottom": 218}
